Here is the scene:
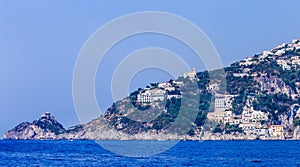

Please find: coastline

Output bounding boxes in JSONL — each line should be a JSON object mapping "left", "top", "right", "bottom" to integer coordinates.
{"left": 2, "top": 138, "right": 300, "bottom": 141}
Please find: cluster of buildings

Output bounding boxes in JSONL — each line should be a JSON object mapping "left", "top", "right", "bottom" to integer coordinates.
{"left": 237, "top": 97, "right": 275, "bottom": 138}
{"left": 238, "top": 38, "right": 300, "bottom": 71}
{"left": 213, "top": 39, "right": 300, "bottom": 139}
{"left": 207, "top": 94, "right": 236, "bottom": 124}
{"left": 136, "top": 68, "right": 198, "bottom": 103}
{"left": 276, "top": 55, "right": 300, "bottom": 70}
{"left": 207, "top": 91, "right": 285, "bottom": 139}
{"left": 239, "top": 56, "right": 258, "bottom": 67}
{"left": 272, "top": 39, "right": 300, "bottom": 56}
{"left": 207, "top": 94, "right": 235, "bottom": 124}
{"left": 135, "top": 60, "right": 293, "bottom": 139}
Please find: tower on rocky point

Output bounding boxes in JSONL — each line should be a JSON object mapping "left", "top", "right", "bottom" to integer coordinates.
{"left": 192, "top": 67, "right": 196, "bottom": 73}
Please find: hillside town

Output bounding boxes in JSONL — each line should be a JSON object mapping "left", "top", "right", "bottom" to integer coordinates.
{"left": 134, "top": 39, "right": 300, "bottom": 140}
{"left": 204, "top": 39, "right": 300, "bottom": 140}
{"left": 206, "top": 92, "right": 285, "bottom": 139}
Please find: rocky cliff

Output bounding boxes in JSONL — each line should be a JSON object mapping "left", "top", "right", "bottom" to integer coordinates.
{"left": 4, "top": 112, "right": 65, "bottom": 139}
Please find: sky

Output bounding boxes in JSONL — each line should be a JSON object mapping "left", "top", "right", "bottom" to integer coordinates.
{"left": 0, "top": 0, "right": 300, "bottom": 137}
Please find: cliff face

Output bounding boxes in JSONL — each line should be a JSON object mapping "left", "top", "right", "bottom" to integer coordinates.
{"left": 4, "top": 38, "right": 300, "bottom": 140}
{"left": 4, "top": 113, "right": 65, "bottom": 140}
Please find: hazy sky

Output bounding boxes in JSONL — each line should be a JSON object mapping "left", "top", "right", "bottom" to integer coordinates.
{"left": 1, "top": 0, "right": 300, "bottom": 136}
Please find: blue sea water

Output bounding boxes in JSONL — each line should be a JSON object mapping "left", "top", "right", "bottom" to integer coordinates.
{"left": 0, "top": 140, "right": 299, "bottom": 166}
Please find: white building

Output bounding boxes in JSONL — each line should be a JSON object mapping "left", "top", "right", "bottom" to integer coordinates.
{"left": 173, "top": 81, "right": 184, "bottom": 87}
{"left": 137, "top": 92, "right": 152, "bottom": 103}
{"left": 274, "top": 49, "right": 285, "bottom": 56}
{"left": 158, "top": 82, "right": 176, "bottom": 91}
{"left": 165, "top": 87, "right": 176, "bottom": 92}
{"left": 148, "top": 89, "right": 167, "bottom": 101}
{"left": 167, "top": 94, "right": 182, "bottom": 99}
{"left": 242, "top": 107, "right": 268, "bottom": 123}
{"left": 239, "top": 123, "right": 257, "bottom": 134}
{"left": 137, "top": 89, "right": 167, "bottom": 103}
{"left": 158, "top": 82, "right": 172, "bottom": 89}
{"left": 255, "top": 128, "right": 268, "bottom": 136}
{"left": 233, "top": 73, "right": 249, "bottom": 78}
{"left": 260, "top": 51, "right": 273, "bottom": 59}
{"left": 251, "top": 110, "right": 268, "bottom": 122}
{"left": 214, "top": 94, "right": 236, "bottom": 109}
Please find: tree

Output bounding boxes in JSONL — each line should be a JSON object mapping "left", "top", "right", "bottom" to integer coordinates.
{"left": 213, "top": 124, "right": 223, "bottom": 133}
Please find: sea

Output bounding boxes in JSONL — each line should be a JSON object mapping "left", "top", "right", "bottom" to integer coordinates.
{"left": 0, "top": 140, "right": 299, "bottom": 166}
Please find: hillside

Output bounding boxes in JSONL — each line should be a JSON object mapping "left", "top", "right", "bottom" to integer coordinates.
{"left": 4, "top": 38, "right": 300, "bottom": 140}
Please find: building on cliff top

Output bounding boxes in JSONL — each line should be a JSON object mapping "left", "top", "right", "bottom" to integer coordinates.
{"left": 40, "top": 112, "right": 51, "bottom": 119}
{"left": 183, "top": 67, "right": 197, "bottom": 80}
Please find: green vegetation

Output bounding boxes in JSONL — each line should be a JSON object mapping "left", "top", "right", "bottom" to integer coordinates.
{"left": 213, "top": 124, "right": 223, "bottom": 133}
{"left": 212, "top": 123, "right": 244, "bottom": 134}
{"left": 225, "top": 123, "right": 243, "bottom": 134}
{"left": 253, "top": 93, "right": 292, "bottom": 121}
{"left": 294, "top": 118, "right": 300, "bottom": 127}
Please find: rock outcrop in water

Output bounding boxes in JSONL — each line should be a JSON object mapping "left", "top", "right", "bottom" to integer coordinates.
{"left": 4, "top": 112, "right": 65, "bottom": 139}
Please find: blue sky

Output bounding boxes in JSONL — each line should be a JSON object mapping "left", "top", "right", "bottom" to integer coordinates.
{"left": 0, "top": 0, "right": 300, "bottom": 136}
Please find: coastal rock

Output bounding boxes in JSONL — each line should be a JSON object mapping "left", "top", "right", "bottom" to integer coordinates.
{"left": 3, "top": 112, "right": 65, "bottom": 140}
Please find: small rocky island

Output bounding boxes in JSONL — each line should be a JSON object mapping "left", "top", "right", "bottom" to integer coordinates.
{"left": 4, "top": 112, "right": 65, "bottom": 140}
{"left": 4, "top": 39, "right": 300, "bottom": 140}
